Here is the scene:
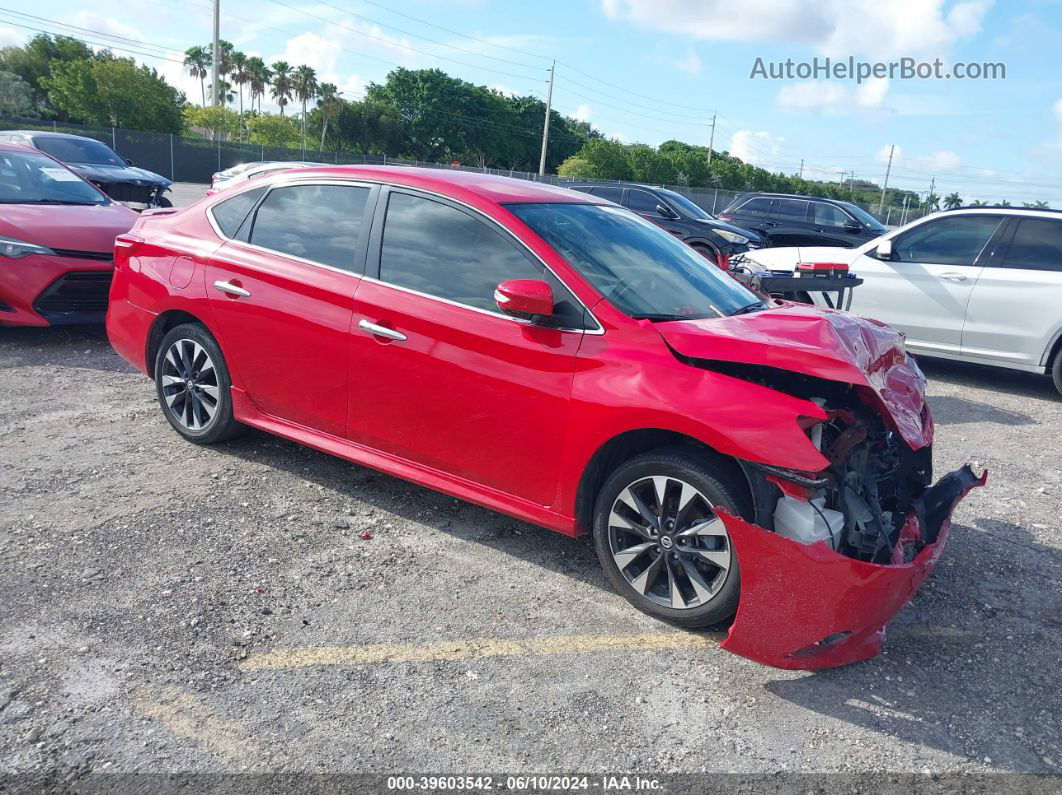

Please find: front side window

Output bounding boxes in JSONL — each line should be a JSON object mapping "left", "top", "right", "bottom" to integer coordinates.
{"left": 626, "top": 189, "right": 663, "bottom": 215}
{"left": 0, "top": 150, "right": 106, "bottom": 205}
{"left": 892, "top": 215, "right": 1003, "bottom": 266}
{"left": 249, "top": 184, "right": 370, "bottom": 270}
{"left": 812, "top": 202, "right": 850, "bottom": 227}
{"left": 380, "top": 192, "right": 543, "bottom": 313}
{"left": 736, "top": 197, "right": 773, "bottom": 217}
{"left": 508, "top": 203, "right": 762, "bottom": 320}
{"left": 1001, "top": 218, "right": 1062, "bottom": 272}
{"left": 590, "top": 186, "right": 624, "bottom": 203}
{"left": 658, "top": 188, "right": 713, "bottom": 220}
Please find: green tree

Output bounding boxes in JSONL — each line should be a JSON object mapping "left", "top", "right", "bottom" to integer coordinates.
{"left": 626, "top": 144, "right": 677, "bottom": 185}
{"left": 570, "top": 138, "right": 632, "bottom": 180}
{"left": 292, "top": 64, "right": 318, "bottom": 152}
{"left": 0, "top": 70, "right": 39, "bottom": 117}
{"left": 943, "top": 192, "right": 963, "bottom": 209}
{"left": 230, "top": 50, "right": 249, "bottom": 122}
{"left": 183, "top": 105, "right": 239, "bottom": 141}
{"left": 246, "top": 57, "right": 270, "bottom": 114}
{"left": 315, "top": 82, "right": 341, "bottom": 151}
{"left": 183, "top": 45, "right": 211, "bottom": 107}
{"left": 246, "top": 112, "right": 301, "bottom": 147}
{"left": 270, "top": 61, "right": 293, "bottom": 115}
{"left": 924, "top": 192, "right": 940, "bottom": 211}
{"left": 0, "top": 34, "right": 96, "bottom": 116}
{"left": 43, "top": 56, "right": 183, "bottom": 132}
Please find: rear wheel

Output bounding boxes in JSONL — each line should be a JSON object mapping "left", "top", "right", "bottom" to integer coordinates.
{"left": 592, "top": 447, "right": 751, "bottom": 628}
{"left": 154, "top": 323, "right": 242, "bottom": 444}
{"left": 1051, "top": 348, "right": 1062, "bottom": 397}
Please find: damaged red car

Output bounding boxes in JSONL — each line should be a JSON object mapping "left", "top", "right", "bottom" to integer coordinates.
{"left": 105, "top": 167, "right": 983, "bottom": 669}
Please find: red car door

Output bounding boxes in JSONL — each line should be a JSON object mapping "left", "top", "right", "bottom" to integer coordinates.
{"left": 346, "top": 189, "right": 594, "bottom": 506}
{"left": 205, "top": 182, "right": 376, "bottom": 436}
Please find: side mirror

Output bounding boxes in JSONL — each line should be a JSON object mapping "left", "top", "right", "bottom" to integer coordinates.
{"left": 844, "top": 220, "right": 862, "bottom": 233}
{"left": 656, "top": 204, "right": 677, "bottom": 219}
{"left": 124, "top": 157, "right": 134, "bottom": 166}
{"left": 494, "top": 279, "right": 554, "bottom": 319}
{"left": 876, "top": 239, "right": 894, "bottom": 260}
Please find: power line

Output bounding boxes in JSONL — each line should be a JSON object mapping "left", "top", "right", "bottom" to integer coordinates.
{"left": 0, "top": 8, "right": 180, "bottom": 56}
{"left": 0, "top": 17, "right": 188, "bottom": 65}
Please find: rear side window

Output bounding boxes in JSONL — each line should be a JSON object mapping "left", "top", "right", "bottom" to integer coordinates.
{"left": 776, "top": 199, "right": 809, "bottom": 222}
{"left": 589, "top": 186, "right": 624, "bottom": 203}
{"left": 380, "top": 192, "right": 541, "bottom": 312}
{"left": 626, "top": 189, "right": 662, "bottom": 214}
{"left": 1002, "top": 218, "right": 1062, "bottom": 272}
{"left": 892, "top": 215, "right": 1002, "bottom": 266}
{"left": 249, "top": 184, "right": 370, "bottom": 271}
{"left": 735, "top": 197, "right": 773, "bottom": 217}
{"left": 210, "top": 187, "right": 265, "bottom": 238}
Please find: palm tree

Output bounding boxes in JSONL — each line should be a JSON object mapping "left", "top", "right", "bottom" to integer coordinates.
{"left": 317, "top": 82, "right": 341, "bottom": 151}
{"left": 924, "top": 192, "right": 940, "bottom": 211}
{"left": 208, "top": 79, "right": 236, "bottom": 107}
{"left": 183, "top": 45, "right": 212, "bottom": 107}
{"left": 230, "top": 50, "right": 249, "bottom": 137}
{"left": 998, "top": 200, "right": 1012, "bottom": 207}
{"left": 246, "top": 57, "right": 270, "bottom": 114}
{"left": 292, "top": 65, "right": 319, "bottom": 153}
{"left": 943, "top": 192, "right": 963, "bottom": 209}
{"left": 969, "top": 199, "right": 988, "bottom": 206}
{"left": 270, "top": 61, "right": 293, "bottom": 115}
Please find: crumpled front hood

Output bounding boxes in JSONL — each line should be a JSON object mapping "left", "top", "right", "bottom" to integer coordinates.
{"left": 655, "top": 302, "right": 932, "bottom": 449}
{"left": 68, "top": 162, "right": 171, "bottom": 187}
{"left": 744, "top": 245, "right": 861, "bottom": 272}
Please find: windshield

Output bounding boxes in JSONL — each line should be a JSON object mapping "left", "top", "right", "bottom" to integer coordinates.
{"left": 657, "top": 188, "right": 714, "bottom": 220}
{"left": 0, "top": 150, "right": 107, "bottom": 205}
{"left": 507, "top": 203, "right": 763, "bottom": 320}
{"left": 33, "top": 136, "right": 124, "bottom": 166}
{"left": 844, "top": 202, "right": 886, "bottom": 231}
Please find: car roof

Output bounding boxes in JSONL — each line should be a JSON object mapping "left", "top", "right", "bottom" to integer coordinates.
{"left": 934, "top": 206, "right": 1062, "bottom": 219}
{"left": 1, "top": 130, "right": 104, "bottom": 142}
{"left": 268, "top": 165, "right": 603, "bottom": 205}
{"left": 737, "top": 192, "right": 851, "bottom": 204}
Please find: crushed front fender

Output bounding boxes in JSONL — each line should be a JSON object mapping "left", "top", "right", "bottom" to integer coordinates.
{"left": 718, "top": 465, "right": 987, "bottom": 670}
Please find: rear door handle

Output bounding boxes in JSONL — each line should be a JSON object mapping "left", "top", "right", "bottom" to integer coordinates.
{"left": 213, "top": 280, "right": 251, "bottom": 297}
{"left": 939, "top": 272, "right": 969, "bottom": 282}
{"left": 358, "top": 319, "right": 407, "bottom": 342}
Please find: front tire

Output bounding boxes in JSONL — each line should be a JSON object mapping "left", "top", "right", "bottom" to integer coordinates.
{"left": 592, "top": 447, "right": 752, "bottom": 628}
{"left": 154, "top": 194, "right": 173, "bottom": 208}
{"left": 1052, "top": 348, "right": 1062, "bottom": 397}
{"left": 154, "top": 323, "right": 242, "bottom": 444}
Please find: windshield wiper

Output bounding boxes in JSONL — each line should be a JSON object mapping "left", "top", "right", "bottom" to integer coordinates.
{"left": 628, "top": 313, "right": 690, "bottom": 322}
{"left": 728, "top": 302, "right": 766, "bottom": 316}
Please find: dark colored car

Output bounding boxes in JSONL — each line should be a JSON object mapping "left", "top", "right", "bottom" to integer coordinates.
{"left": 565, "top": 182, "right": 763, "bottom": 266}
{"left": 720, "top": 193, "right": 887, "bottom": 248}
{"left": 106, "top": 165, "right": 982, "bottom": 670}
{"left": 0, "top": 131, "right": 172, "bottom": 209}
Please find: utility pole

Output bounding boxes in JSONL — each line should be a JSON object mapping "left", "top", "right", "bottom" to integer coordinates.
{"left": 848, "top": 171, "right": 855, "bottom": 196}
{"left": 798, "top": 159, "right": 804, "bottom": 179}
{"left": 927, "top": 175, "right": 936, "bottom": 213}
{"left": 538, "top": 61, "right": 554, "bottom": 177}
{"left": 211, "top": 0, "right": 220, "bottom": 107}
{"left": 878, "top": 144, "right": 895, "bottom": 214}
{"left": 706, "top": 112, "right": 716, "bottom": 167}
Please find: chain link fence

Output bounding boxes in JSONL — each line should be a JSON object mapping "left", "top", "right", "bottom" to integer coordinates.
{"left": 2, "top": 115, "right": 927, "bottom": 223}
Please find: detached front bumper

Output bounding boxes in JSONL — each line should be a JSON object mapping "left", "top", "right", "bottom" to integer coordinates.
{"left": 719, "top": 465, "right": 986, "bottom": 670}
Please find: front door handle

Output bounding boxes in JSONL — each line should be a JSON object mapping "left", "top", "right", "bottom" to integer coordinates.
{"left": 939, "top": 272, "right": 969, "bottom": 282}
{"left": 358, "top": 319, "right": 407, "bottom": 342}
{"left": 213, "top": 280, "right": 251, "bottom": 297}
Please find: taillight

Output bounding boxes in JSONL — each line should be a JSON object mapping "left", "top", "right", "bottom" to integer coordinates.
{"left": 719, "top": 214, "right": 733, "bottom": 222}
{"left": 113, "top": 234, "right": 143, "bottom": 271}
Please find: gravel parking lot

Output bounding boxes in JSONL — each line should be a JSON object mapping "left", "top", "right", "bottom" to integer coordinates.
{"left": 1, "top": 322, "right": 1060, "bottom": 785}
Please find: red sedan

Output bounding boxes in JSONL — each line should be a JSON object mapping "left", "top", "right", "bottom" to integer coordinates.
{"left": 106, "top": 166, "right": 983, "bottom": 669}
{"left": 0, "top": 143, "right": 136, "bottom": 327}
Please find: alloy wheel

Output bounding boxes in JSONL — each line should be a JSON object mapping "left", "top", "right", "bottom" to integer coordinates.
{"left": 160, "top": 338, "right": 220, "bottom": 431}
{"left": 607, "top": 475, "right": 731, "bottom": 610}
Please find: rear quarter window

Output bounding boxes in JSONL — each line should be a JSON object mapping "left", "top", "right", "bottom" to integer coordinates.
{"left": 209, "top": 187, "right": 266, "bottom": 238}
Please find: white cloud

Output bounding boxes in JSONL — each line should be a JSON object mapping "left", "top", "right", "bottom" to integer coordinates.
{"left": 775, "top": 76, "right": 890, "bottom": 114}
{"left": 876, "top": 144, "right": 961, "bottom": 173}
{"left": 0, "top": 26, "right": 22, "bottom": 48}
{"left": 574, "top": 104, "right": 593, "bottom": 122}
{"left": 673, "top": 50, "right": 702, "bottom": 75}
{"left": 488, "top": 83, "right": 517, "bottom": 97}
{"left": 729, "top": 130, "right": 784, "bottom": 167}
{"left": 69, "top": 12, "right": 148, "bottom": 44}
{"left": 1054, "top": 98, "right": 1062, "bottom": 123}
{"left": 855, "top": 77, "right": 890, "bottom": 108}
{"left": 601, "top": 0, "right": 992, "bottom": 59}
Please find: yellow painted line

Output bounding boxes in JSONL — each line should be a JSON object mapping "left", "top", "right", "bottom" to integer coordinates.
{"left": 132, "top": 686, "right": 262, "bottom": 766}
{"left": 241, "top": 631, "right": 720, "bottom": 671}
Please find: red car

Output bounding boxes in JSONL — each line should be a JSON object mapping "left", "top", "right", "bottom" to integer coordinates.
{"left": 0, "top": 143, "right": 137, "bottom": 327}
{"left": 106, "top": 166, "right": 984, "bottom": 669}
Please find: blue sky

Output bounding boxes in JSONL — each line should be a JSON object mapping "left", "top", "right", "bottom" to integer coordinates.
{"left": 4, "top": 0, "right": 1062, "bottom": 204}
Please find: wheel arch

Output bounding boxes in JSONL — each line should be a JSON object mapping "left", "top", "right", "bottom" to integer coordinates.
{"left": 573, "top": 428, "right": 755, "bottom": 536}
{"left": 146, "top": 309, "right": 213, "bottom": 379}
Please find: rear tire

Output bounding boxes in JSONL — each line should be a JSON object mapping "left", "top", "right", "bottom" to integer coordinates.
{"left": 592, "top": 446, "right": 752, "bottom": 628}
{"left": 1051, "top": 348, "right": 1062, "bottom": 397}
{"left": 154, "top": 323, "right": 242, "bottom": 444}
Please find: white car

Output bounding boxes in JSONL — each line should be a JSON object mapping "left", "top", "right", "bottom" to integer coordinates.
{"left": 207, "top": 161, "right": 328, "bottom": 195}
{"left": 744, "top": 207, "right": 1062, "bottom": 395}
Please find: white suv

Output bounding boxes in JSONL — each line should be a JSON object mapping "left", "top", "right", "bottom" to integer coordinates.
{"left": 745, "top": 207, "right": 1062, "bottom": 395}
